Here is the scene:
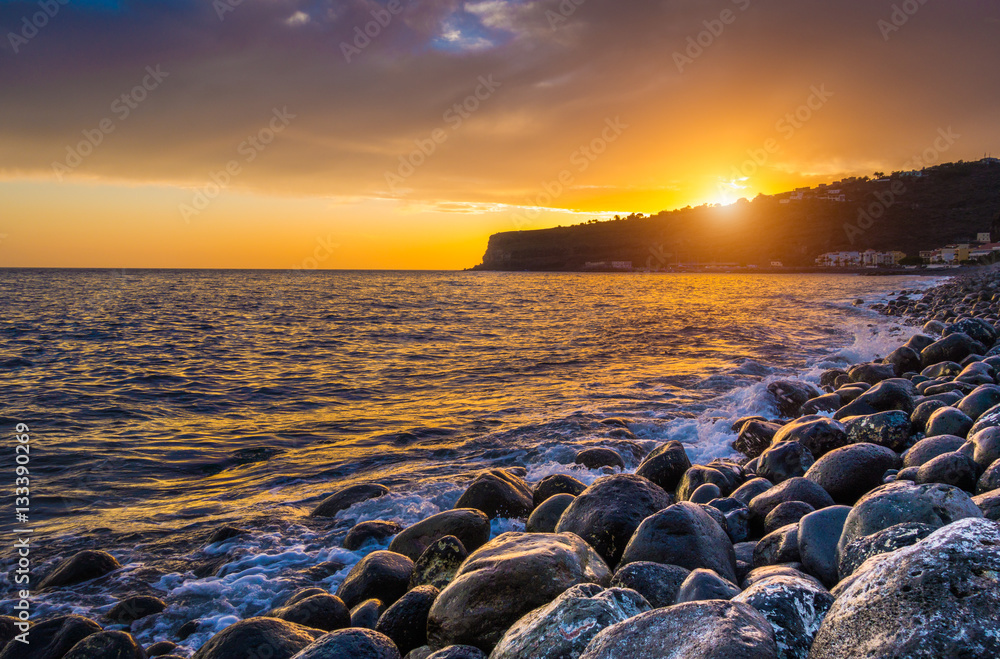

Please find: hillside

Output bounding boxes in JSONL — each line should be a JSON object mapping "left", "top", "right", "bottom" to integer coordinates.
{"left": 472, "top": 159, "right": 1000, "bottom": 271}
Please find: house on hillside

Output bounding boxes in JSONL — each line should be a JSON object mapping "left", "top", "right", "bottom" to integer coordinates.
{"left": 862, "top": 250, "right": 906, "bottom": 266}
{"left": 816, "top": 251, "right": 862, "bottom": 267}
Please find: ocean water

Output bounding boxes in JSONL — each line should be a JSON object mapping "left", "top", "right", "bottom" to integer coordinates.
{"left": 0, "top": 269, "right": 939, "bottom": 653}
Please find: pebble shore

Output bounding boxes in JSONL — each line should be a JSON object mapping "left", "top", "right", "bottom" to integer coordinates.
{"left": 7, "top": 268, "right": 1000, "bottom": 659}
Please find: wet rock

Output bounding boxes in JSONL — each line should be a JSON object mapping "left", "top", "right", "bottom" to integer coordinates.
{"left": 206, "top": 525, "right": 249, "bottom": 545}
{"left": 836, "top": 481, "right": 983, "bottom": 557}
{"left": 674, "top": 568, "right": 740, "bottom": 603}
{"left": 575, "top": 447, "right": 624, "bottom": 470}
{"left": 350, "top": 599, "right": 384, "bottom": 630}
{"left": 610, "top": 561, "right": 690, "bottom": 608}
{"left": 311, "top": 483, "right": 390, "bottom": 518}
{"left": 619, "top": 501, "right": 738, "bottom": 582}
{"left": 555, "top": 474, "right": 671, "bottom": 568}
{"left": 63, "top": 630, "right": 145, "bottom": 659}
{"left": 408, "top": 535, "right": 467, "bottom": 591}
{"left": 39, "top": 550, "right": 121, "bottom": 589}
{"left": 732, "top": 477, "right": 773, "bottom": 505}
{"left": 734, "top": 420, "right": 782, "bottom": 458}
{"left": 757, "top": 442, "right": 814, "bottom": 483}
{"left": 914, "top": 451, "right": 979, "bottom": 492}
{"left": 388, "top": 509, "right": 490, "bottom": 561}
{"left": 764, "top": 501, "right": 814, "bottom": 535}
{"left": 689, "top": 483, "right": 721, "bottom": 503}
{"left": 753, "top": 523, "right": 800, "bottom": 567}
{"left": 578, "top": 600, "right": 778, "bottom": 659}
{"left": 800, "top": 394, "right": 842, "bottom": 416}
{"left": 837, "top": 522, "right": 936, "bottom": 579}
{"left": 676, "top": 464, "right": 735, "bottom": 500}
{"left": 833, "top": 386, "right": 865, "bottom": 405}
{"left": 902, "top": 434, "right": 966, "bottom": 468}
{"left": 375, "top": 585, "right": 439, "bottom": 655}
{"left": 0, "top": 615, "right": 100, "bottom": 659}
{"left": 972, "top": 489, "right": 1000, "bottom": 520}
{"left": 344, "top": 521, "right": 404, "bottom": 551}
{"left": 843, "top": 411, "right": 911, "bottom": 451}
{"left": 768, "top": 380, "right": 822, "bottom": 418}
{"left": 490, "top": 583, "right": 650, "bottom": 659}
{"left": 771, "top": 417, "right": 849, "bottom": 458}
{"left": 426, "top": 532, "right": 610, "bottom": 652}
{"left": 884, "top": 345, "right": 921, "bottom": 376}
{"left": 269, "top": 594, "right": 351, "bottom": 632}
{"left": 956, "top": 384, "right": 1000, "bottom": 420}
{"left": 192, "top": 617, "right": 323, "bottom": 659}
{"left": 847, "top": 362, "right": 896, "bottom": 385}
{"left": 921, "top": 361, "right": 962, "bottom": 378}
{"left": 804, "top": 443, "right": 901, "bottom": 504}
{"left": 107, "top": 595, "right": 166, "bottom": 624}
{"left": 335, "top": 550, "right": 414, "bottom": 608}
{"left": 924, "top": 406, "right": 973, "bottom": 438}
{"left": 742, "top": 565, "right": 818, "bottom": 589}
{"left": 909, "top": 399, "right": 948, "bottom": 433}
{"left": 749, "top": 477, "right": 834, "bottom": 521}
{"left": 526, "top": 493, "right": 575, "bottom": 533}
{"left": 854, "top": 379, "right": 916, "bottom": 414}
{"left": 453, "top": 469, "right": 533, "bottom": 520}
{"left": 944, "top": 317, "right": 998, "bottom": 345}
{"left": 812, "top": 518, "right": 1000, "bottom": 658}
{"left": 291, "top": 628, "right": 400, "bottom": 659}
{"left": 634, "top": 440, "right": 692, "bottom": 491}
{"left": 920, "top": 332, "right": 979, "bottom": 368}
{"left": 532, "top": 474, "right": 586, "bottom": 506}
{"left": 796, "top": 506, "right": 851, "bottom": 587}
{"left": 820, "top": 369, "right": 848, "bottom": 388}
{"left": 146, "top": 641, "right": 177, "bottom": 656}
{"left": 978, "top": 459, "right": 1000, "bottom": 493}
{"left": 734, "top": 575, "right": 833, "bottom": 659}
{"left": 921, "top": 320, "right": 946, "bottom": 335}
{"left": 966, "top": 426, "right": 1000, "bottom": 468}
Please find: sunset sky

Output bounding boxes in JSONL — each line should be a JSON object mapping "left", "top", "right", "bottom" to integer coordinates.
{"left": 2, "top": 0, "right": 999, "bottom": 269}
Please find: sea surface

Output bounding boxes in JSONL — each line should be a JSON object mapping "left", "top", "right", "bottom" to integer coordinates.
{"left": 0, "top": 269, "right": 940, "bottom": 653}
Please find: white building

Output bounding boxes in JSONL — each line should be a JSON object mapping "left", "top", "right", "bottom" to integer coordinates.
{"left": 816, "top": 251, "right": 861, "bottom": 267}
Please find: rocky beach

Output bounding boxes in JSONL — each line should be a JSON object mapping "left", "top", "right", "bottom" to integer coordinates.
{"left": 6, "top": 268, "right": 1000, "bottom": 659}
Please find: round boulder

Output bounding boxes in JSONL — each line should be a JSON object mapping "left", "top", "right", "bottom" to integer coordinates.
{"left": 837, "top": 521, "right": 936, "bottom": 579}
{"left": 62, "top": 631, "right": 145, "bottom": 659}
{"left": 310, "top": 483, "right": 389, "bottom": 518}
{"left": 619, "top": 502, "right": 738, "bottom": 582}
{"left": 804, "top": 443, "right": 901, "bottom": 504}
{"left": 674, "top": 568, "right": 740, "bottom": 603}
{"left": 490, "top": 583, "right": 650, "bottom": 659}
{"left": 771, "top": 416, "right": 849, "bottom": 458}
{"left": 532, "top": 474, "right": 586, "bottom": 506}
{"left": 555, "top": 474, "right": 671, "bottom": 568}
{"left": 924, "top": 406, "right": 973, "bottom": 438}
{"left": 733, "top": 574, "right": 833, "bottom": 659}
{"left": 409, "top": 536, "right": 467, "bottom": 591}
{"left": 388, "top": 509, "right": 490, "bottom": 561}
{"left": 902, "top": 434, "right": 966, "bottom": 468}
{"left": 375, "top": 585, "right": 439, "bottom": 655}
{"left": 344, "top": 521, "right": 404, "bottom": 551}
{"left": 610, "top": 561, "right": 690, "bottom": 608}
{"left": 575, "top": 447, "right": 625, "bottom": 470}
{"left": 291, "top": 628, "right": 400, "bottom": 659}
{"left": 192, "top": 618, "right": 323, "bottom": 659}
{"left": 757, "top": 442, "right": 815, "bottom": 483}
{"left": 634, "top": 440, "right": 692, "bottom": 491}
{"left": 525, "top": 493, "right": 574, "bottom": 534}
{"left": 836, "top": 481, "right": 983, "bottom": 557}
{"left": 453, "top": 469, "right": 533, "bottom": 520}
{"left": 914, "top": 451, "right": 979, "bottom": 492}
{"left": 812, "top": 519, "right": 1000, "bottom": 658}
{"left": 39, "top": 550, "right": 121, "bottom": 589}
{"left": 578, "top": 600, "right": 778, "bottom": 659}
{"left": 843, "top": 411, "right": 911, "bottom": 451}
{"left": 335, "top": 551, "right": 414, "bottom": 608}
{"left": 425, "top": 532, "right": 611, "bottom": 652}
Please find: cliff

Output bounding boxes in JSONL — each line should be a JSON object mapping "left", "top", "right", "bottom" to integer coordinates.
{"left": 473, "top": 159, "right": 1000, "bottom": 271}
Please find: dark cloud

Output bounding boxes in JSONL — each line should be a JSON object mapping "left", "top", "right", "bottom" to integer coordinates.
{"left": 1, "top": 0, "right": 998, "bottom": 207}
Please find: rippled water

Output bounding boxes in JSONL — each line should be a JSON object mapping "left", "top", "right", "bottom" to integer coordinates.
{"left": 0, "top": 269, "right": 937, "bottom": 652}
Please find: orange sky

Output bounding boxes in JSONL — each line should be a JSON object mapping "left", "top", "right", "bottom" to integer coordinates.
{"left": 1, "top": 0, "right": 998, "bottom": 268}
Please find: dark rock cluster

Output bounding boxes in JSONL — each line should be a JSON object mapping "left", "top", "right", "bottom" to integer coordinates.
{"left": 17, "top": 269, "right": 1000, "bottom": 659}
